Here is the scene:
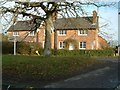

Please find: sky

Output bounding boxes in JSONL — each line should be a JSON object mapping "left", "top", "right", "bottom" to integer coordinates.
{"left": 82, "top": 2, "right": 118, "bottom": 42}
{"left": 99, "top": 3, "right": 118, "bottom": 41}
{"left": 0, "top": 0, "right": 119, "bottom": 43}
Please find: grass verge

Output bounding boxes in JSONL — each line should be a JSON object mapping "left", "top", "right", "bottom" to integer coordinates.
{"left": 2, "top": 55, "right": 107, "bottom": 88}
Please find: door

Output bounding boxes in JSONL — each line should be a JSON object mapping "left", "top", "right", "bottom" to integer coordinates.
{"left": 69, "top": 43, "right": 74, "bottom": 50}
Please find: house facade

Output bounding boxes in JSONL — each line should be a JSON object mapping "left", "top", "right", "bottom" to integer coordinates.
{"left": 7, "top": 10, "right": 109, "bottom": 50}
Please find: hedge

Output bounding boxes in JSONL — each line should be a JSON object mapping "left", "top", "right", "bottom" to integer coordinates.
{"left": 2, "top": 41, "right": 114, "bottom": 57}
{"left": 2, "top": 42, "right": 42, "bottom": 55}
{"left": 55, "top": 49, "right": 114, "bottom": 57}
{"left": 2, "top": 42, "right": 13, "bottom": 54}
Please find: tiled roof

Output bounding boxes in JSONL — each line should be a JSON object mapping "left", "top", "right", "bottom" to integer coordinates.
{"left": 8, "top": 20, "right": 40, "bottom": 31}
{"left": 8, "top": 16, "right": 98, "bottom": 31}
{"left": 54, "top": 17, "right": 98, "bottom": 30}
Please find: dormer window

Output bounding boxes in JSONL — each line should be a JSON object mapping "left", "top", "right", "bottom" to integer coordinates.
{"left": 28, "top": 31, "right": 35, "bottom": 36}
{"left": 78, "top": 29, "right": 88, "bottom": 36}
{"left": 58, "top": 30, "right": 66, "bottom": 36}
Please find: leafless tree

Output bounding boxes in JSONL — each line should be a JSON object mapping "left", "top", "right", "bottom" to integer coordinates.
{"left": 0, "top": 0, "right": 115, "bottom": 56}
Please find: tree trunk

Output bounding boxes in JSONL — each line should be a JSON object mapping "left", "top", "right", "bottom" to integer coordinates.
{"left": 44, "top": 15, "right": 54, "bottom": 57}
{"left": 54, "top": 29, "right": 57, "bottom": 55}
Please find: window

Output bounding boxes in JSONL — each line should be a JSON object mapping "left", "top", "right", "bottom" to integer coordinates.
{"left": 78, "top": 29, "right": 88, "bottom": 35}
{"left": 13, "top": 32, "right": 19, "bottom": 36}
{"left": 58, "top": 30, "right": 66, "bottom": 36}
{"left": 79, "top": 42, "right": 86, "bottom": 49}
{"left": 28, "top": 31, "right": 35, "bottom": 36}
{"left": 59, "top": 42, "right": 65, "bottom": 49}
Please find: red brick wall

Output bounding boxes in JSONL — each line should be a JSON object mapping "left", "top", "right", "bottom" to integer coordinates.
{"left": 98, "top": 36, "right": 109, "bottom": 49}
{"left": 7, "top": 28, "right": 108, "bottom": 50}
{"left": 7, "top": 31, "right": 37, "bottom": 42}
{"left": 56, "top": 29, "right": 98, "bottom": 49}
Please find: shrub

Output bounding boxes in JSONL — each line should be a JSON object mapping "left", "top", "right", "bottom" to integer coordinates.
{"left": 55, "top": 48, "right": 114, "bottom": 57}
{"left": 2, "top": 41, "right": 13, "bottom": 54}
{"left": 17, "top": 42, "right": 31, "bottom": 55}
{"left": 29, "top": 42, "right": 42, "bottom": 55}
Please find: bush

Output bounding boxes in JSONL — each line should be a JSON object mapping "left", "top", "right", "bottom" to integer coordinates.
{"left": 16, "top": 42, "right": 31, "bottom": 55}
{"left": 55, "top": 48, "right": 114, "bottom": 57}
{"left": 2, "top": 41, "right": 43, "bottom": 55}
{"left": 2, "top": 42, "right": 13, "bottom": 54}
{"left": 29, "top": 42, "right": 42, "bottom": 55}
{"left": 2, "top": 41, "right": 114, "bottom": 57}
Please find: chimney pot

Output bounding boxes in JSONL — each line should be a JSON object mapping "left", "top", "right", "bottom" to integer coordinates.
{"left": 93, "top": 10, "right": 97, "bottom": 24}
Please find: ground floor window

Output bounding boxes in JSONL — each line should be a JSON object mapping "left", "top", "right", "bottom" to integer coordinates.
{"left": 59, "top": 42, "right": 65, "bottom": 49}
{"left": 79, "top": 42, "right": 86, "bottom": 49}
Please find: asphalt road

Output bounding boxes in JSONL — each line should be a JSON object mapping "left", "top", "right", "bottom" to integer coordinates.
{"left": 44, "top": 58, "right": 120, "bottom": 89}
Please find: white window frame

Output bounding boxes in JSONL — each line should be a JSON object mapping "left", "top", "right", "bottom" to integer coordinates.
{"left": 58, "top": 30, "right": 66, "bottom": 36}
{"left": 79, "top": 42, "right": 86, "bottom": 49}
{"left": 59, "top": 42, "right": 65, "bottom": 49}
{"left": 28, "top": 31, "right": 35, "bottom": 36}
{"left": 78, "top": 29, "right": 88, "bottom": 36}
{"left": 13, "top": 32, "right": 19, "bottom": 36}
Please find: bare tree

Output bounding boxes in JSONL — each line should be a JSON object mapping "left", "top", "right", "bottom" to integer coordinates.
{"left": 0, "top": 0, "right": 115, "bottom": 57}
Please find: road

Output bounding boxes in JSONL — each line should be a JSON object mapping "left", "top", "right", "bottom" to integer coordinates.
{"left": 44, "top": 58, "right": 120, "bottom": 89}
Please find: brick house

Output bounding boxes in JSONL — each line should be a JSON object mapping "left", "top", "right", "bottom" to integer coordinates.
{"left": 7, "top": 10, "right": 109, "bottom": 50}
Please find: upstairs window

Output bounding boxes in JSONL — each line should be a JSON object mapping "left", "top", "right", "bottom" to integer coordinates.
{"left": 78, "top": 29, "right": 88, "bottom": 35}
{"left": 79, "top": 42, "right": 86, "bottom": 49}
{"left": 58, "top": 30, "right": 66, "bottom": 36}
{"left": 28, "top": 31, "right": 35, "bottom": 36}
{"left": 13, "top": 32, "right": 19, "bottom": 36}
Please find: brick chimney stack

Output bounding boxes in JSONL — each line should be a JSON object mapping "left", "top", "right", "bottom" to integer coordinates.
{"left": 93, "top": 10, "right": 97, "bottom": 24}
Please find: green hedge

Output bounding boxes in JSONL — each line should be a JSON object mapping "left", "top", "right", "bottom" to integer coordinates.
{"left": 55, "top": 49, "right": 114, "bottom": 57}
{"left": 2, "top": 42, "right": 42, "bottom": 55}
{"left": 2, "top": 41, "right": 114, "bottom": 57}
{"left": 16, "top": 42, "right": 31, "bottom": 55}
{"left": 2, "top": 42, "right": 13, "bottom": 54}
{"left": 37, "top": 49, "right": 114, "bottom": 57}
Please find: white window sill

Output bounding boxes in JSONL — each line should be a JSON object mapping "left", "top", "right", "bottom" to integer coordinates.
{"left": 13, "top": 35, "right": 19, "bottom": 36}
{"left": 78, "top": 34, "right": 87, "bottom": 36}
{"left": 28, "top": 35, "right": 35, "bottom": 36}
{"left": 58, "top": 34, "right": 66, "bottom": 36}
{"left": 59, "top": 48, "right": 64, "bottom": 49}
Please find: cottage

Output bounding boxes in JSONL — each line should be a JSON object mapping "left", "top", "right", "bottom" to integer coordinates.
{"left": 7, "top": 10, "right": 109, "bottom": 50}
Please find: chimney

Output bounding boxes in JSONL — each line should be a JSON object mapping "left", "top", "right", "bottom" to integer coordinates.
{"left": 93, "top": 10, "right": 97, "bottom": 24}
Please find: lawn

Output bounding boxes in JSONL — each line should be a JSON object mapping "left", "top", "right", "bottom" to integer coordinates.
{"left": 2, "top": 55, "right": 108, "bottom": 88}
